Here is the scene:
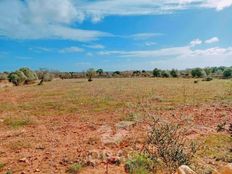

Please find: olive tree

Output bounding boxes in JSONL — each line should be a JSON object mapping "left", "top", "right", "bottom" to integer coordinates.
{"left": 86, "top": 68, "right": 96, "bottom": 82}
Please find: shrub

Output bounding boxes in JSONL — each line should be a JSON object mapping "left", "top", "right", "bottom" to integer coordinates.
{"left": 0, "top": 162, "right": 4, "bottom": 169}
{"left": 191, "top": 68, "right": 206, "bottom": 78}
{"left": 19, "top": 67, "right": 38, "bottom": 84}
{"left": 124, "top": 153, "right": 155, "bottom": 174}
{"left": 202, "top": 77, "right": 213, "bottom": 81}
{"left": 161, "top": 70, "right": 170, "bottom": 78}
{"left": 223, "top": 68, "right": 232, "bottom": 78}
{"left": 170, "top": 69, "right": 179, "bottom": 78}
{"left": 153, "top": 68, "right": 161, "bottom": 77}
{"left": 4, "top": 116, "right": 34, "bottom": 128}
{"left": 0, "top": 73, "right": 8, "bottom": 81}
{"left": 8, "top": 70, "right": 27, "bottom": 86}
{"left": 144, "top": 119, "right": 197, "bottom": 173}
{"left": 66, "top": 163, "right": 82, "bottom": 174}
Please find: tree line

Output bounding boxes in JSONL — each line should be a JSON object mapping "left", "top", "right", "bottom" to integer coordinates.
{"left": 0, "top": 66, "right": 231, "bottom": 86}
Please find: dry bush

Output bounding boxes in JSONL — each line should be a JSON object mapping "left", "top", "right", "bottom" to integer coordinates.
{"left": 143, "top": 118, "right": 197, "bottom": 173}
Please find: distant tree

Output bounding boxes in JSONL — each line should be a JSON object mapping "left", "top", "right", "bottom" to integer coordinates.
{"left": 203, "top": 68, "right": 212, "bottom": 76}
{"left": 161, "top": 70, "right": 170, "bottom": 78}
{"left": 96, "top": 69, "right": 104, "bottom": 76}
{"left": 36, "top": 69, "right": 53, "bottom": 85}
{"left": 19, "top": 67, "right": 38, "bottom": 84}
{"left": 112, "top": 71, "right": 121, "bottom": 77}
{"left": 86, "top": 68, "right": 96, "bottom": 82}
{"left": 8, "top": 70, "right": 27, "bottom": 86}
{"left": 59, "top": 72, "right": 72, "bottom": 79}
{"left": 191, "top": 68, "right": 206, "bottom": 78}
{"left": 132, "top": 70, "right": 141, "bottom": 76}
{"left": 153, "top": 68, "right": 161, "bottom": 77}
{"left": 223, "top": 68, "right": 232, "bottom": 78}
{"left": 0, "top": 73, "right": 8, "bottom": 81}
{"left": 170, "top": 69, "right": 179, "bottom": 78}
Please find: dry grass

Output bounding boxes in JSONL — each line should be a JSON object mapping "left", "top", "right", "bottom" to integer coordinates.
{"left": 0, "top": 78, "right": 231, "bottom": 173}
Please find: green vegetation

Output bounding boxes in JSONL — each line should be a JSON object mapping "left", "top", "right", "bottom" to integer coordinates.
{"left": 3, "top": 116, "right": 34, "bottom": 128}
{"left": 144, "top": 120, "right": 197, "bottom": 173}
{"left": 125, "top": 153, "right": 155, "bottom": 174}
{"left": 8, "top": 67, "right": 37, "bottom": 86}
{"left": 66, "top": 163, "right": 82, "bottom": 174}
{"left": 0, "top": 162, "right": 5, "bottom": 170}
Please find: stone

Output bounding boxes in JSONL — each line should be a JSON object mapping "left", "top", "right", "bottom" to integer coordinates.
{"left": 216, "top": 163, "right": 232, "bottom": 174}
{"left": 19, "top": 158, "right": 29, "bottom": 163}
{"left": 177, "top": 165, "right": 197, "bottom": 174}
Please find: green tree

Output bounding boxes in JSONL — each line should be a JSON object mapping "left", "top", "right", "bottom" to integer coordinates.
{"left": 161, "top": 70, "right": 170, "bottom": 78}
{"left": 96, "top": 69, "right": 104, "bottom": 76}
{"left": 19, "top": 67, "right": 38, "bottom": 84}
{"left": 8, "top": 70, "right": 27, "bottom": 86}
{"left": 223, "top": 68, "right": 232, "bottom": 78}
{"left": 170, "top": 69, "right": 179, "bottom": 78}
{"left": 191, "top": 68, "right": 206, "bottom": 78}
{"left": 153, "top": 68, "right": 161, "bottom": 77}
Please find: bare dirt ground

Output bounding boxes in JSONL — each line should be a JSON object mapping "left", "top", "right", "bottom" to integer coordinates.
{"left": 0, "top": 78, "right": 231, "bottom": 174}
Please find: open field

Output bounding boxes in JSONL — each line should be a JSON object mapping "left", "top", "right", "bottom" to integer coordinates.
{"left": 0, "top": 78, "right": 231, "bottom": 174}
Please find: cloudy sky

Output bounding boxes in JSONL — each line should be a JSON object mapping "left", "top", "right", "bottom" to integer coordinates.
{"left": 0, "top": 0, "right": 232, "bottom": 71}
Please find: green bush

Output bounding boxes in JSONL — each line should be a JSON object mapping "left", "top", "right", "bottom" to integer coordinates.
{"left": 8, "top": 70, "right": 27, "bottom": 86}
{"left": 161, "top": 70, "right": 170, "bottom": 78}
{"left": 125, "top": 153, "right": 155, "bottom": 174}
{"left": 153, "top": 68, "right": 161, "bottom": 77}
{"left": 223, "top": 68, "right": 232, "bottom": 78}
{"left": 145, "top": 119, "right": 197, "bottom": 173}
{"left": 66, "top": 163, "right": 82, "bottom": 174}
{"left": 191, "top": 68, "right": 206, "bottom": 78}
{"left": 170, "top": 69, "right": 179, "bottom": 78}
{"left": 19, "top": 67, "right": 38, "bottom": 84}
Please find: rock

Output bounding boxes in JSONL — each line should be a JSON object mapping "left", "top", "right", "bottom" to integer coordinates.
{"left": 86, "top": 159, "right": 99, "bottom": 167}
{"left": 34, "top": 169, "right": 40, "bottom": 172}
{"left": 19, "top": 158, "right": 29, "bottom": 163}
{"left": 115, "top": 121, "right": 135, "bottom": 130}
{"left": 177, "top": 165, "right": 197, "bottom": 174}
{"left": 216, "top": 163, "right": 232, "bottom": 174}
{"left": 107, "top": 156, "right": 121, "bottom": 166}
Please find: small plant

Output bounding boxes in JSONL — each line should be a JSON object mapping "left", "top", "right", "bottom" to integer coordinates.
{"left": 66, "top": 163, "right": 82, "bottom": 174}
{"left": 216, "top": 122, "right": 226, "bottom": 132}
{"left": 5, "top": 170, "right": 13, "bottom": 174}
{"left": 124, "top": 153, "right": 155, "bottom": 174}
{"left": 4, "top": 116, "right": 33, "bottom": 128}
{"left": 0, "top": 162, "right": 5, "bottom": 169}
{"left": 144, "top": 119, "right": 197, "bottom": 173}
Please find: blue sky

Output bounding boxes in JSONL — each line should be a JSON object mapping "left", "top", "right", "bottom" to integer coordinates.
{"left": 0, "top": 0, "right": 232, "bottom": 72}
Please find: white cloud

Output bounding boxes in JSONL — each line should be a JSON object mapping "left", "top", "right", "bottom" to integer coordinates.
{"left": 202, "top": 0, "right": 232, "bottom": 11}
{"left": 127, "top": 33, "right": 162, "bottom": 40}
{"left": 97, "top": 44, "right": 232, "bottom": 69}
{"left": 145, "top": 42, "right": 157, "bottom": 46}
{"left": 205, "top": 37, "right": 219, "bottom": 44}
{"left": 84, "top": 44, "right": 105, "bottom": 49}
{"left": 0, "top": 0, "right": 231, "bottom": 40}
{"left": 59, "top": 46, "right": 84, "bottom": 53}
{"left": 190, "top": 39, "right": 202, "bottom": 47}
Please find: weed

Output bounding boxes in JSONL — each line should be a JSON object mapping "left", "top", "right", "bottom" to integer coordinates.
{"left": 124, "top": 153, "right": 155, "bottom": 174}
{"left": 3, "top": 116, "right": 34, "bottom": 128}
{"left": 216, "top": 122, "right": 226, "bottom": 132}
{"left": 144, "top": 119, "right": 197, "bottom": 173}
{"left": 0, "top": 162, "right": 5, "bottom": 170}
{"left": 66, "top": 163, "right": 82, "bottom": 174}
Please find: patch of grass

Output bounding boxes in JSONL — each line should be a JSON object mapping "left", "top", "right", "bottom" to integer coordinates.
{"left": 124, "top": 153, "right": 155, "bottom": 174}
{"left": 66, "top": 163, "right": 82, "bottom": 174}
{"left": 3, "top": 116, "right": 34, "bottom": 128}
{"left": 0, "top": 162, "right": 5, "bottom": 170}
{"left": 198, "top": 133, "right": 232, "bottom": 162}
{"left": 8, "top": 140, "right": 31, "bottom": 150}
